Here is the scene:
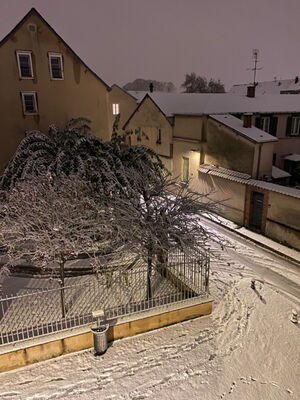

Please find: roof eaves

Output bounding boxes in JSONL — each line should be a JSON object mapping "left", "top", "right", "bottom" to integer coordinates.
{"left": 209, "top": 115, "right": 277, "bottom": 144}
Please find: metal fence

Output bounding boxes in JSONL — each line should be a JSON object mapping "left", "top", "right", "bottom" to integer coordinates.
{"left": 0, "top": 249, "right": 209, "bottom": 346}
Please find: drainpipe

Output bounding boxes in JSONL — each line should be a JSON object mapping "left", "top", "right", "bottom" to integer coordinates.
{"left": 256, "top": 143, "right": 262, "bottom": 179}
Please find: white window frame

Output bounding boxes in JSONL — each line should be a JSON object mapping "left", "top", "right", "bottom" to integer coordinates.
{"left": 48, "top": 53, "right": 64, "bottom": 80}
{"left": 16, "top": 50, "right": 33, "bottom": 79}
{"left": 291, "top": 116, "right": 300, "bottom": 136}
{"left": 261, "top": 116, "right": 270, "bottom": 133}
{"left": 21, "top": 92, "right": 38, "bottom": 115}
{"left": 112, "top": 103, "right": 120, "bottom": 115}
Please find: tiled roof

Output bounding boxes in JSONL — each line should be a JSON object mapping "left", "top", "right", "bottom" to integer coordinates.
{"left": 198, "top": 165, "right": 300, "bottom": 199}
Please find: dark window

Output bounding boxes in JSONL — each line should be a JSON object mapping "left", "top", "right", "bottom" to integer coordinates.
{"left": 22, "top": 93, "right": 37, "bottom": 114}
{"left": 157, "top": 128, "right": 162, "bottom": 144}
{"left": 49, "top": 54, "right": 63, "bottom": 79}
{"left": 272, "top": 153, "right": 277, "bottom": 165}
{"left": 17, "top": 52, "right": 33, "bottom": 78}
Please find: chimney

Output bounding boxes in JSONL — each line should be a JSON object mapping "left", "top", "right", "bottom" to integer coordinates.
{"left": 243, "top": 113, "right": 252, "bottom": 128}
{"left": 149, "top": 82, "right": 154, "bottom": 93}
{"left": 247, "top": 85, "right": 255, "bottom": 98}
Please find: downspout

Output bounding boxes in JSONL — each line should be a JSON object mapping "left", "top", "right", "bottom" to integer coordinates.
{"left": 256, "top": 143, "right": 262, "bottom": 179}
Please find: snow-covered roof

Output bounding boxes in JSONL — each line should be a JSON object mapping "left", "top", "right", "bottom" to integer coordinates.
{"left": 127, "top": 91, "right": 300, "bottom": 116}
{"left": 209, "top": 114, "right": 277, "bottom": 144}
{"left": 198, "top": 165, "right": 300, "bottom": 199}
{"left": 230, "top": 78, "right": 300, "bottom": 95}
{"left": 272, "top": 166, "right": 291, "bottom": 179}
{"left": 284, "top": 154, "right": 300, "bottom": 162}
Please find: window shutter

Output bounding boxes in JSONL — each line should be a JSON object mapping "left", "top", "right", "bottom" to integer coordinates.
{"left": 286, "top": 116, "right": 292, "bottom": 136}
{"left": 255, "top": 117, "right": 261, "bottom": 128}
{"left": 270, "top": 116, "right": 278, "bottom": 136}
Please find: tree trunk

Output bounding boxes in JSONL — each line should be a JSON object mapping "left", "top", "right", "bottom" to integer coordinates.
{"left": 147, "top": 249, "right": 152, "bottom": 301}
{"left": 60, "top": 261, "right": 66, "bottom": 318}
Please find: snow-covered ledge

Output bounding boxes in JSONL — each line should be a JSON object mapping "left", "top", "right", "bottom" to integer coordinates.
{"left": 0, "top": 296, "right": 213, "bottom": 372}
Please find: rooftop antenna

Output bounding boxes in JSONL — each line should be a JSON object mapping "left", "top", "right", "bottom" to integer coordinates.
{"left": 247, "top": 49, "right": 262, "bottom": 86}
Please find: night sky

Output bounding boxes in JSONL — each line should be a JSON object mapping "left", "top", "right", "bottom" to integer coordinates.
{"left": 1, "top": 0, "right": 299, "bottom": 91}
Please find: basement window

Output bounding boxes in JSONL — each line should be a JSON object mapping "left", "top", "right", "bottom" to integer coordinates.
{"left": 21, "top": 92, "right": 38, "bottom": 115}
{"left": 16, "top": 51, "right": 33, "bottom": 79}
{"left": 112, "top": 103, "right": 120, "bottom": 115}
{"left": 48, "top": 53, "right": 64, "bottom": 79}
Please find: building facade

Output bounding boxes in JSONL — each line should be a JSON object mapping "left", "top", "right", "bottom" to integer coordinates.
{"left": 0, "top": 8, "right": 112, "bottom": 174}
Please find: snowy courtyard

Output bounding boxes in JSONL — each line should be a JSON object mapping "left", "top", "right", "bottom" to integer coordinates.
{"left": 0, "top": 219, "right": 299, "bottom": 400}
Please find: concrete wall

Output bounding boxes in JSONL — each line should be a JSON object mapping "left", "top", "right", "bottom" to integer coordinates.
{"left": 125, "top": 96, "right": 173, "bottom": 159}
{"left": 0, "top": 299, "right": 212, "bottom": 373}
{"left": 205, "top": 118, "right": 255, "bottom": 175}
{"left": 172, "top": 139, "right": 201, "bottom": 188}
{"left": 197, "top": 170, "right": 300, "bottom": 249}
{"left": 173, "top": 115, "right": 203, "bottom": 140}
{"left": 0, "top": 12, "right": 111, "bottom": 173}
{"left": 197, "top": 172, "right": 246, "bottom": 225}
{"left": 265, "top": 191, "right": 300, "bottom": 250}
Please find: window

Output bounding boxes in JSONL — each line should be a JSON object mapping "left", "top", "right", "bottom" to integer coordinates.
{"left": 16, "top": 51, "right": 33, "bottom": 79}
{"left": 21, "top": 92, "right": 38, "bottom": 114}
{"left": 272, "top": 153, "right": 277, "bottom": 165}
{"left": 112, "top": 103, "right": 120, "bottom": 115}
{"left": 157, "top": 128, "right": 161, "bottom": 144}
{"left": 48, "top": 53, "right": 63, "bottom": 79}
{"left": 260, "top": 117, "right": 270, "bottom": 133}
{"left": 182, "top": 157, "right": 189, "bottom": 183}
{"left": 291, "top": 116, "right": 300, "bottom": 135}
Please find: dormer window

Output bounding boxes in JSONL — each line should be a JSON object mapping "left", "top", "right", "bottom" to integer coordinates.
{"left": 16, "top": 51, "right": 33, "bottom": 79}
{"left": 48, "top": 53, "right": 64, "bottom": 80}
{"left": 112, "top": 103, "right": 120, "bottom": 115}
{"left": 21, "top": 92, "right": 38, "bottom": 115}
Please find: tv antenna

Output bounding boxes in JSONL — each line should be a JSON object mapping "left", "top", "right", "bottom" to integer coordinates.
{"left": 247, "top": 49, "right": 262, "bottom": 86}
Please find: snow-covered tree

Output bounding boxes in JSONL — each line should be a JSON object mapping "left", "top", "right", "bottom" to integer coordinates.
{"left": 181, "top": 73, "right": 225, "bottom": 93}
{"left": 0, "top": 117, "right": 165, "bottom": 196}
{"left": 0, "top": 175, "right": 126, "bottom": 317}
{"left": 109, "top": 172, "right": 218, "bottom": 299}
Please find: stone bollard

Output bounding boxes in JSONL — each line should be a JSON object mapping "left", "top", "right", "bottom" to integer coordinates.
{"left": 291, "top": 309, "right": 298, "bottom": 324}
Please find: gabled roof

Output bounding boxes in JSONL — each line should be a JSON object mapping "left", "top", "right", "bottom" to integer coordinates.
{"left": 209, "top": 114, "right": 278, "bottom": 144}
{"left": 0, "top": 8, "right": 110, "bottom": 90}
{"left": 122, "top": 93, "right": 172, "bottom": 129}
{"left": 127, "top": 92, "right": 300, "bottom": 116}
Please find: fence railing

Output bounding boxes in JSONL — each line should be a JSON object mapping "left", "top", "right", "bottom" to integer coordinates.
{"left": 0, "top": 249, "right": 209, "bottom": 346}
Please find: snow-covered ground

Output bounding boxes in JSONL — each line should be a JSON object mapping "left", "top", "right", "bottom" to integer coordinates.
{"left": 0, "top": 219, "right": 299, "bottom": 400}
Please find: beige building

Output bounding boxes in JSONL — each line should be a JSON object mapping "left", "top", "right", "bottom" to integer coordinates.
{"left": 0, "top": 8, "right": 112, "bottom": 174}
{"left": 108, "top": 85, "right": 138, "bottom": 134}
{"left": 123, "top": 92, "right": 300, "bottom": 248}
{"left": 198, "top": 165, "right": 300, "bottom": 250}
{"left": 123, "top": 93, "right": 278, "bottom": 188}
{"left": 125, "top": 91, "right": 300, "bottom": 186}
